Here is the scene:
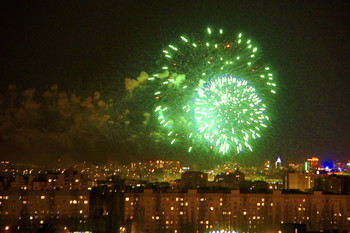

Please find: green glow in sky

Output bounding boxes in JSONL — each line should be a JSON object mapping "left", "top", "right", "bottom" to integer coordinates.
{"left": 149, "top": 28, "right": 276, "bottom": 155}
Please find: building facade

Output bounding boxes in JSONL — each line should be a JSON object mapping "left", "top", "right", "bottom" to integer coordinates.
{"left": 122, "top": 189, "right": 350, "bottom": 233}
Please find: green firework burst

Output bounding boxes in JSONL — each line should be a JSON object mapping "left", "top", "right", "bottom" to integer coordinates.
{"left": 194, "top": 75, "right": 268, "bottom": 154}
{"left": 149, "top": 28, "right": 276, "bottom": 155}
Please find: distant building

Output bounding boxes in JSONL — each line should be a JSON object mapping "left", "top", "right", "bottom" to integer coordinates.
{"left": 214, "top": 170, "right": 245, "bottom": 183}
{"left": 240, "top": 180, "right": 269, "bottom": 192}
{"left": 264, "top": 160, "right": 271, "bottom": 169}
{"left": 179, "top": 171, "right": 208, "bottom": 189}
{"left": 275, "top": 156, "right": 282, "bottom": 169}
{"left": 213, "top": 170, "right": 245, "bottom": 189}
{"left": 305, "top": 157, "right": 319, "bottom": 172}
{"left": 283, "top": 173, "right": 315, "bottom": 191}
{"left": 0, "top": 169, "right": 90, "bottom": 191}
{"left": 314, "top": 174, "right": 350, "bottom": 194}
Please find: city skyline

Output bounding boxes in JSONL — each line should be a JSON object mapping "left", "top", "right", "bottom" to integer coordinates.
{"left": 1, "top": 157, "right": 350, "bottom": 232}
{"left": 1, "top": 1, "right": 349, "bottom": 166}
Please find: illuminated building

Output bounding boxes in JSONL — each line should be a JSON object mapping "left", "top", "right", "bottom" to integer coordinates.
{"left": 264, "top": 161, "right": 271, "bottom": 169}
{"left": 214, "top": 170, "right": 245, "bottom": 183}
{"left": 305, "top": 157, "right": 319, "bottom": 172}
{"left": 178, "top": 171, "right": 208, "bottom": 189}
{"left": 0, "top": 170, "right": 91, "bottom": 231}
{"left": 314, "top": 175, "right": 350, "bottom": 194}
{"left": 283, "top": 173, "right": 315, "bottom": 191}
{"left": 275, "top": 156, "right": 282, "bottom": 169}
{"left": 213, "top": 170, "right": 245, "bottom": 189}
{"left": 0, "top": 190, "right": 89, "bottom": 230}
{"left": 122, "top": 189, "right": 350, "bottom": 232}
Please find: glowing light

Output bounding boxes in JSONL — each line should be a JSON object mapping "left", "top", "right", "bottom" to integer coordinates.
{"left": 181, "top": 36, "right": 188, "bottom": 42}
{"left": 149, "top": 28, "right": 276, "bottom": 155}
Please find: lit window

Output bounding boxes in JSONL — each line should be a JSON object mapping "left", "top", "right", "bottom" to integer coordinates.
{"left": 40, "top": 196, "right": 45, "bottom": 200}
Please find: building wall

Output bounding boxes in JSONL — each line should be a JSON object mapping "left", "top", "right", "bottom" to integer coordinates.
{"left": 0, "top": 190, "right": 89, "bottom": 226}
{"left": 123, "top": 189, "right": 350, "bottom": 233}
{"left": 285, "top": 173, "right": 314, "bottom": 191}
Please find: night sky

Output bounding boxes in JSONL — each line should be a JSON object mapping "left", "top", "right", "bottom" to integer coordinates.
{"left": 1, "top": 1, "right": 350, "bottom": 166}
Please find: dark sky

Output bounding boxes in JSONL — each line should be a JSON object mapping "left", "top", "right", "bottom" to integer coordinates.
{"left": 1, "top": 0, "right": 350, "bottom": 166}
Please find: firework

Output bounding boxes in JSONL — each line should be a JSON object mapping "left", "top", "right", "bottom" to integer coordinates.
{"left": 149, "top": 28, "right": 276, "bottom": 154}
{"left": 194, "top": 75, "right": 268, "bottom": 154}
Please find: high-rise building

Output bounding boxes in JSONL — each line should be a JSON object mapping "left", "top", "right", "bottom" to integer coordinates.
{"left": 283, "top": 173, "right": 315, "bottom": 191}
{"left": 275, "top": 156, "right": 282, "bottom": 169}
{"left": 122, "top": 189, "right": 350, "bottom": 232}
{"left": 314, "top": 174, "right": 350, "bottom": 194}
{"left": 179, "top": 171, "right": 208, "bottom": 189}
{"left": 306, "top": 157, "right": 319, "bottom": 172}
{"left": 0, "top": 190, "right": 90, "bottom": 230}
